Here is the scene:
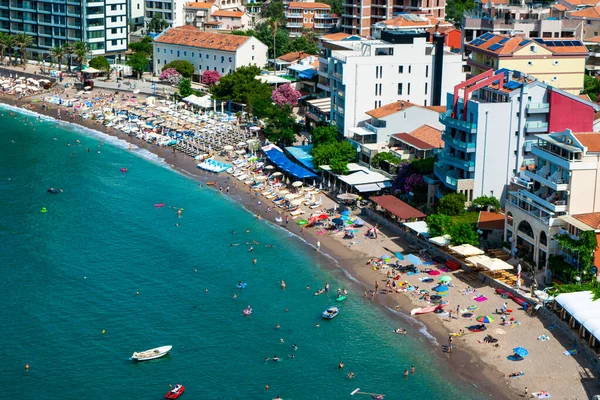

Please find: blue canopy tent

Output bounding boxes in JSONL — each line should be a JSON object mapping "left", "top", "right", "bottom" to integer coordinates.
{"left": 406, "top": 254, "right": 422, "bottom": 266}
{"left": 298, "top": 69, "right": 318, "bottom": 80}
{"left": 263, "top": 147, "right": 317, "bottom": 179}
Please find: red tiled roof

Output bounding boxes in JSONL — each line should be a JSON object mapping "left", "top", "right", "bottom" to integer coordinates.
{"left": 155, "top": 26, "right": 250, "bottom": 51}
{"left": 321, "top": 32, "right": 352, "bottom": 41}
{"left": 477, "top": 211, "right": 505, "bottom": 231}
{"left": 572, "top": 212, "right": 600, "bottom": 229}
{"left": 552, "top": 3, "right": 568, "bottom": 10}
{"left": 371, "top": 195, "right": 426, "bottom": 220}
{"left": 185, "top": 1, "right": 215, "bottom": 9}
{"left": 569, "top": 4, "right": 600, "bottom": 17}
{"left": 393, "top": 125, "right": 443, "bottom": 150}
{"left": 467, "top": 33, "right": 589, "bottom": 56}
{"left": 586, "top": 35, "right": 600, "bottom": 43}
{"left": 212, "top": 10, "right": 244, "bottom": 17}
{"left": 277, "top": 51, "right": 309, "bottom": 62}
{"left": 573, "top": 132, "right": 600, "bottom": 152}
{"left": 379, "top": 14, "right": 452, "bottom": 28}
{"left": 288, "top": 1, "right": 331, "bottom": 8}
{"left": 563, "top": 0, "right": 600, "bottom": 5}
{"left": 366, "top": 100, "right": 417, "bottom": 118}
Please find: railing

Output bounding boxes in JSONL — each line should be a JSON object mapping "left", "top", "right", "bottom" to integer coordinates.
{"left": 442, "top": 133, "right": 476, "bottom": 150}
{"left": 441, "top": 153, "right": 475, "bottom": 169}
{"left": 364, "top": 122, "right": 379, "bottom": 133}
{"left": 315, "top": 23, "right": 334, "bottom": 29}
{"left": 526, "top": 102, "right": 550, "bottom": 113}
{"left": 314, "top": 14, "right": 333, "bottom": 18}
{"left": 286, "top": 12, "right": 302, "bottom": 17}
{"left": 286, "top": 22, "right": 303, "bottom": 28}
{"left": 336, "top": 90, "right": 344, "bottom": 98}
{"left": 331, "top": 71, "right": 342, "bottom": 80}
{"left": 439, "top": 111, "right": 477, "bottom": 132}
{"left": 524, "top": 121, "right": 548, "bottom": 130}
{"left": 434, "top": 163, "right": 458, "bottom": 188}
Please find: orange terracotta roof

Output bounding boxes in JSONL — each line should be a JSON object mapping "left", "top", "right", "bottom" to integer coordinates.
{"left": 425, "top": 105, "right": 446, "bottom": 113}
{"left": 380, "top": 14, "right": 452, "bottom": 28}
{"left": 288, "top": 1, "right": 331, "bottom": 8}
{"left": 321, "top": 32, "right": 352, "bottom": 41}
{"left": 586, "top": 35, "right": 600, "bottom": 43}
{"left": 468, "top": 33, "right": 589, "bottom": 55}
{"left": 212, "top": 10, "right": 244, "bottom": 17}
{"left": 407, "top": 124, "right": 443, "bottom": 148}
{"left": 572, "top": 212, "right": 600, "bottom": 229}
{"left": 185, "top": 1, "right": 215, "bottom": 9}
{"left": 578, "top": 94, "right": 592, "bottom": 101}
{"left": 574, "top": 132, "right": 600, "bottom": 152}
{"left": 370, "top": 195, "right": 426, "bottom": 220}
{"left": 552, "top": 3, "right": 568, "bottom": 10}
{"left": 277, "top": 51, "right": 309, "bottom": 62}
{"left": 155, "top": 26, "right": 250, "bottom": 51}
{"left": 564, "top": 0, "right": 600, "bottom": 6}
{"left": 569, "top": 5, "right": 600, "bottom": 18}
{"left": 477, "top": 211, "right": 505, "bottom": 231}
{"left": 480, "top": 0, "right": 509, "bottom": 4}
{"left": 203, "top": 21, "right": 222, "bottom": 25}
{"left": 366, "top": 100, "right": 417, "bottom": 118}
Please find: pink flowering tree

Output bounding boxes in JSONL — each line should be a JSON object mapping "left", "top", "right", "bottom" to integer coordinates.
{"left": 159, "top": 68, "right": 181, "bottom": 84}
{"left": 201, "top": 70, "right": 221, "bottom": 87}
{"left": 271, "top": 83, "right": 301, "bottom": 107}
{"left": 403, "top": 173, "right": 425, "bottom": 194}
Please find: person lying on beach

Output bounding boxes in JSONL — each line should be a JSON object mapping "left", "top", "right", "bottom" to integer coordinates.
{"left": 507, "top": 371, "right": 524, "bottom": 378}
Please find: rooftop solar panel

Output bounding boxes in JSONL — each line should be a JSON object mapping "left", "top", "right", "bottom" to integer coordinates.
{"left": 489, "top": 44, "right": 503, "bottom": 51}
{"left": 503, "top": 81, "right": 522, "bottom": 90}
{"left": 572, "top": 40, "right": 583, "bottom": 46}
{"left": 553, "top": 41, "right": 565, "bottom": 46}
{"left": 519, "top": 39, "right": 532, "bottom": 46}
{"left": 564, "top": 41, "right": 574, "bottom": 46}
{"left": 498, "top": 37, "right": 510, "bottom": 44}
{"left": 533, "top": 38, "right": 544, "bottom": 44}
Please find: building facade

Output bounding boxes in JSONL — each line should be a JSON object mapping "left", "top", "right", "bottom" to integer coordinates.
{"left": 341, "top": 0, "right": 446, "bottom": 36}
{"left": 327, "top": 31, "right": 464, "bottom": 138}
{"left": 153, "top": 26, "right": 267, "bottom": 80}
{"left": 465, "top": 33, "right": 589, "bottom": 94}
{"left": 0, "top": 0, "right": 128, "bottom": 60}
{"left": 434, "top": 69, "right": 599, "bottom": 205}
{"left": 504, "top": 130, "right": 600, "bottom": 273}
{"left": 286, "top": 2, "right": 338, "bottom": 38}
{"left": 145, "top": 0, "right": 187, "bottom": 28}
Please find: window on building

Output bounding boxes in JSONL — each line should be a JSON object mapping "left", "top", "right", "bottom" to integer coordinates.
{"left": 214, "top": 67, "right": 217, "bottom": 71}
{"left": 398, "top": 82, "right": 402, "bottom": 95}
{"left": 164, "top": 49, "right": 166, "bottom": 53}
{"left": 199, "top": 65, "right": 202, "bottom": 70}
{"left": 252, "top": 55, "right": 254, "bottom": 60}
{"left": 222, "top": 68, "right": 225, "bottom": 73}
{"left": 424, "top": 99, "right": 427, "bottom": 106}
{"left": 157, "top": 47, "right": 160, "bottom": 52}
{"left": 206, "top": 65, "right": 209, "bottom": 70}
{"left": 587, "top": 20, "right": 592, "bottom": 25}
{"left": 177, "top": 50, "right": 180, "bottom": 57}
{"left": 183, "top": 51, "right": 186, "bottom": 56}
{"left": 252, "top": 45, "right": 254, "bottom": 50}
{"left": 206, "top": 54, "right": 209, "bottom": 59}
{"left": 407, "top": 83, "right": 411, "bottom": 95}
{"left": 399, "top": 65, "right": 403, "bottom": 73}
{"left": 192, "top": 52, "right": 194, "bottom": 57}
{"left": 374, "top": 83, "right": 378, "bottom": 95}
{"left": 425, "top": 65, "right": 428, "bottom": 78}
{"left": 111, "top": 40, "right": 117, "bottom": 45}
{"left": 229, "top": 57, "right": 232, "bottom": 62}
{"left": 408, "top": 65, "right": 411, "bottom": 73}
{"left": 304, "top": 18, "right": 307, "bottom": 22}
{"left": 221, "top": 56, "right": 224, "bottom": 63}
{"left": 111, "top": 5, "right": 117, "bottom": 10}
{"left": 374, "top": 101, "right": 378, "bottom": 109}
{"left": 111, "top": 28, "right": 117, "bottom": 34}
{"left": 378, "top": 83, "right": 382, "bottom": 95}
{"left": 137, "top": 3, "right": 140, "bottom": 9}
{"left": 213, "top": 55, "right": 216, "bottom": 60}
{"left": 170, "top": 49, "right": 173, "bottom": 54}
{"left": 425, "top": 82, "right": 428, "bottom": 95}
{"left": 157, "top": 59, "right": 160, "bottom": 64}
{"left": 111, "top": 16, "right": 117, "bottom": 22}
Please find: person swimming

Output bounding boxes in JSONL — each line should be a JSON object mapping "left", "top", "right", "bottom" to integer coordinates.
{"left": 394, "top": 328, "right": 407, "bottom": 334}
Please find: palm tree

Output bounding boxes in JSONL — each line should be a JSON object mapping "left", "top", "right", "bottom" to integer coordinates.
{"left": 50, "top": 45, "right": 64, "bottom": 71}
{"left": 0, "top": 33, "right": 7, "bottom": 65}
{"left": 14, "top": 33, "right": 33, "bottom": 65}
{"left": 268, "top": 18, "right": 279, "bottom": 61}
{"left": 62, "top": 42, "right": 74, "bottom": 72}
{"left": 1, "top": 34, "right": 15, "bottom": 66}
{"left": 73, "top": 41, "right": 90, "bottom": 70}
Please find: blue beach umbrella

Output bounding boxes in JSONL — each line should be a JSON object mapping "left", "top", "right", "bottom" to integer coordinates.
{"left": 341, "top": 210, "right": 350, "bottom": 216}
{"left": 513, "top": 347, "right": 528, "bottom": 358}
{"left": 406, "top": 254, "right": 422, "bottom": 266}
{"left": 434, "top": 285, "right": 449, "bottom": 292}
{"left": 395, "top": 252, "right": 404, "bottom": 260}
{"left": 332, "top": 218, "right": 344, "bottom": 225}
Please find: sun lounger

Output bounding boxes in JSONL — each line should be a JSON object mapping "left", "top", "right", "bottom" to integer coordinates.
{"left": 290, "top": 209, "right": 305, "bottom": 217}
{"left": 309, "top": 202, "right": 322, "bottom": 209}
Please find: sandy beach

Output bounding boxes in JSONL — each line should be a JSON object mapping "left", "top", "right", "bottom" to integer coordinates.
{"left": 3, "top": 78, "right": 599, "bottom": 400}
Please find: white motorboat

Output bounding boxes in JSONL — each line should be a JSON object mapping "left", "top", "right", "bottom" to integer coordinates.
{"left": 131, "top": 345, "right": 172, "bottom": 361}
{"left": 322, "top": 306, "right": 339, "bottom": 319}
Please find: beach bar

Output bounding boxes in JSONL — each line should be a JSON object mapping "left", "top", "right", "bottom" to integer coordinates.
{"left": 553, "top": 291, "right": 600, "bottom": 354}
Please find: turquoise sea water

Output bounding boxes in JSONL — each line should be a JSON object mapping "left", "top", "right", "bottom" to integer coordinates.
{"left": 0, "top": 106, "right": 483, "bottom": 399}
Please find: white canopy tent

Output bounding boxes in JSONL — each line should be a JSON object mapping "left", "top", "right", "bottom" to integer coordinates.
{"left": 403, "top": 221, "right": 429, "bottom": 238}
{"left": 465, "top": 255, "right": 492, "bottom": 265}
{"left": 429, "top": 235, "right": 451, "bottom": 247}
{"left": 477, "top": 257, "right": 513, "bottom": 271}
{"left": 449, "top": 244, "right": 484, "bottom": 257}
{"left": 555, "top": 291, "right": 600, "bottom": 342}
{"left": 255, "top": 75, "right": 290, "bottom": 85}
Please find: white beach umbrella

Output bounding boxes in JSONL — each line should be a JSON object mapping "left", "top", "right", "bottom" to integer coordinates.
{"left": 292, "top": 181, "right": 303, "bottom": 188}
{"left": 264, "top": 165, "right": 275, "bottom": 170}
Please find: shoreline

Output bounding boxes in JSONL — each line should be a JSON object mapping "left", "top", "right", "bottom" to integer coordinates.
{"left": 5, "top": 90, "right": 593, "bottom": 399}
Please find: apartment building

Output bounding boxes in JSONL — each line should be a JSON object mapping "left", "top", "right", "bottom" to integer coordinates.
{"left": 463, "top": 0, "right": 583, "bottom": 44}
{"left": 341, "top": 0, "right": 446, "bottom": 36}
{"left": 130, "top": 0, "right": 146, "bottom": 29}
{"left": 327, "top": 31, "right": 464, "bottom": 138}
{"left": 145, "top": 0, "right": 187, "bottom": 27}
{"left": 315, "top": 32, "right": 358, "bottom": 98}
{"left": 465, "top": 33, "right": 588, "bottom": 94}
{"left": 286, "top": 2, "right": 338, "bottom": 38}
{"left": 504, "top": 130, "right": 600, "bottom": 271}
{"left": 0, "top": 0, "right": 128, "bottom": 60}
{"left": 434, "top": 68, "right": 599, "bottom": 205}
{"left": 558, "top": 212, "right": 600, "bottom": 281}
{"left": 371, "top": 13, "right": 452, "bottom": 38}
{"left": 184, "top": 2, "right": 218, "bottom": 28}
{"left": 153, "top": 26, "right": 268, "bottom": 80}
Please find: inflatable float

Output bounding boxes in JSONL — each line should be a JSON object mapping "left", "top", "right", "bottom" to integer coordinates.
{"left": 236, "top": 282, "right": 247, "bottom": 289}
{"left": 243, "top": 306, "right": 252, "bottom": 315}
{"left": 154, "top": 203, "right": 165, "bottom": 208}
{"left": 120, "top": 168, "right": 127, "bottom": 173}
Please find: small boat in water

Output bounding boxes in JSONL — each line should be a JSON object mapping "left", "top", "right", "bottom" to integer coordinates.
{"left": 131, "top": 345, "right": 172, "bottom": 361}
{"left": 165, "top": 384, "right": 185, "bottom": 399}
{"left": 322, "top": 306, "right": 339, "bottom": 319}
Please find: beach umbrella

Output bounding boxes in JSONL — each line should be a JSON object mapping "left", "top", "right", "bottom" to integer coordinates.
{"left": 406, "top": 254, "right": 422, "bottom": 266}
{"left": 428, "top": 270, "right": 440, "bottom": 276}
{"left": 475, "top": 315, "right": 494, "bottom": 324}
{"left": 224, "top": 145, "right": 234, "bottom": 151}
{"left": 380, "top": 254, "right": 391, "bottom": 260}
{"left": 395, "top": 252, "right": 404, "bottom": 260}
{"left": 254, "top": 175, "right": 267, "bottom": 182}
{"left": 434, "top": 285, "right": 449, "bottom": 292}
{"left": 332, "top": 218, "right": 344, "bottom": 225}
{"left": 439, "top": 276, "right": 452, "bottom": 283}
{"left": 264, "top": 165, "right": 275, "bottom": 170}
{"left": 271, "top": 172, "right": 283, "bottom": 177}
{"left": 292, "top": 181, "right": 303, "bottom": 188}
{"left": 513, "top": 347, "right": 528, "bottom": 357}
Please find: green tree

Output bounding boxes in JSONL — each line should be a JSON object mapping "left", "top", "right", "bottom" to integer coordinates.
{"left": 14, "top": 33, "right": 33, "bottom": 65}
{"left": 437, "top": 192, "right": 466, "bottom": 216}
{"left": 321, "top": 0, "right": 343, "bottom": 15}
{"left": 268, "top": 18, "right": 280, "bottom": 60}
{"left": 73, "top": 41, "right": 91, "bottom": 70}
{"left": 286, "top": 35, "right": 319, "bottom": 55}
{"left": 262, "top": 0, "right": 285, "bottom": 22}
{"left": 446, "top": 0, "right": 475, "bottom": 25}
{"left": 62, "top": 42, "right": 75, "bottom": 72}
{"left": 50, "top": 45, "right": 64, "bottom": 71}
{"left": 371, "top": 152, "right": 402, "bottom": 168}
{"left": 234, "top": 23, "right": 291, "bottom": 62}
{"left": 162, "top": 60, "right": 194, "bottom": 79}
{"left": 264, "top": 105, "right": 297, "bottom": 146}
{"left": 127, "top": 52, "right": 149, "bottom": 78}
{"left": 129, "top": 36, "right": 154, "bottom": 56}
{"left": 89, "top": 56, "right": 110, "bottom": 74}
{"left": 410, "top": 157, "right": 435, "bottom": 174}
{"left": 311, "top": 125, "right": 338, "bottom": 146}
{"left": 448, "top": 222, "right": 479, "bottom": 246}
{"left": 0, "top": 33, "right": 7, "bottom": 65}
{"left": 471, "top": 195, "right": 500, "bottom": 211}
{"left": 554, "top": 230, "right": 598, "bottom": 282}
{"left": 178, "top": 78, "right": 193, "bottom": 98}
{"left": 426, "top": 214, "right": 453, "bottom": 237}
{"left": 147, "top": 15, "right": 169, "bottom": 33}
{"left": 311, "top": 140, "right": 356, "bottom": 172}
{"left": 584, "top": 74, "right": 600, "bottom": 98}
{"left": 1, "top": 34, "right": 15, "bottom": 65}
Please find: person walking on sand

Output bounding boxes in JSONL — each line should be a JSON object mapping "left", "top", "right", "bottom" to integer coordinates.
{"left": 375, "top": 281, "right": 379, "bottom": 294}
{"left": 316, "top": 240, "right": 320, "bottom": 251}
{"left": 285, "top": 215, "right": 289, "bottom": 225}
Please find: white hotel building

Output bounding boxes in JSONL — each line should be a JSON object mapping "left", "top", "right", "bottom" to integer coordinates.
{"left": 325, "top": 31, "right": 465, "bottom": 138}
{"left": 153, "top": 26, "right": 268, "bottom": 81}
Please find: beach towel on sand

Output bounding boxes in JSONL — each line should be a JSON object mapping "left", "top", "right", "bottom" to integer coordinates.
{"left": 474, "top": 296, "right": 488, "bottom": 302}
{"left": 563, "top": 349, "right": 577, "bottom": 356}
{"left": 533, "top": 392, "right": 551, "bottom": 399}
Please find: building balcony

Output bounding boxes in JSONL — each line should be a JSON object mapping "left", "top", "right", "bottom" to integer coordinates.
{"left": 439, "top": 111, "right": 476, "bottom": 133}
{"left": 511, "top": 176, "right": 533, "bottom": 189}
{"left": 524, "top": 121, "right": 548, "bottom": 133}
{"left": 341, "top": 13, "right": 359, "bottom": 18}
{"left": 330, "top": 71, "right": 342, "bottom": 81}
{"left": 317, "top": 83, "right": 330, "bottom": 92}
{"left": 530, "top": 146, "right": 572, "bottom": 170}
{"left": 442, "top": 133, "right": 476, "bottom": 152}
{"left": 434, "top": 162, "right": 458, "bottom": 189}
{"left": 336, "top": 89, "right": 344, "bottom": 98}
{"left": 506, "top": 191, "right": 555, "bottom": 224}
{"left": 521, "top": 190, "right": 568, "bottom": 213}
{"left": 315, "top": 14, "right": 333, "bottom": 18}
{"left": 286, "top": 12, "right": 302, "bottom": 17}
{"left": 315, "top": 23, "right": 334, "bottom": 29}
{"left": 523, "top": 169, "right": 569, "bottom": 191}
{"left": 440, "top": 153, "right": 475, "bottom": 171}
{"left": 526, "top": 102, "right": 549, "bottom": 114}
{"left": 366, "top": 122, "right": 384, "bottom": 133}
{"left": 286, "top": 22, "right": 303, "bottom": 28}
